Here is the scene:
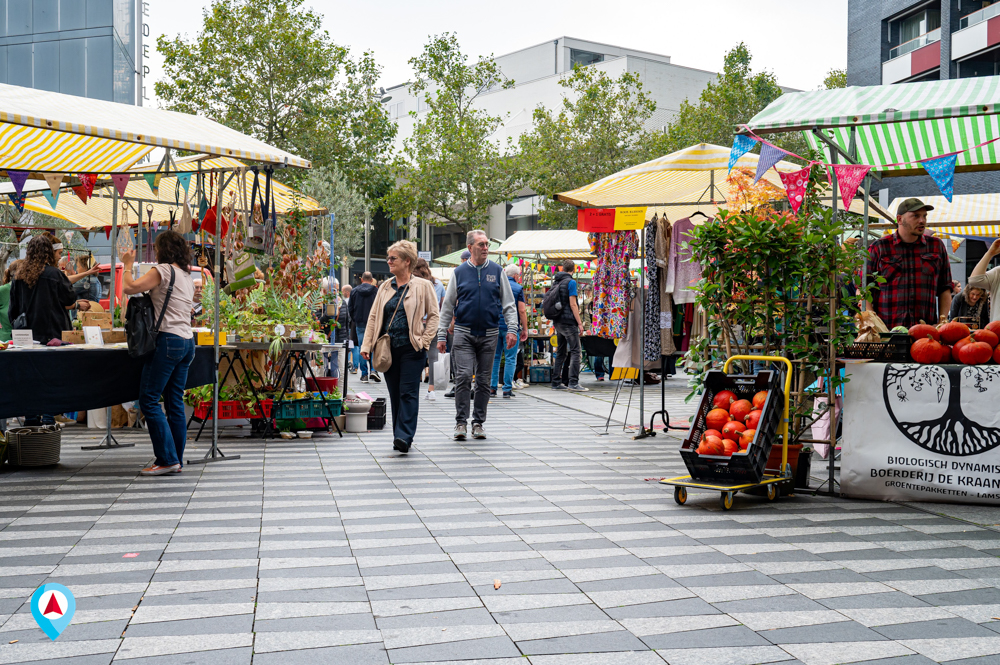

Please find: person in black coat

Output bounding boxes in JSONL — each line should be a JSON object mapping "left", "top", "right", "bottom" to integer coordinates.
{"left": 949, "top": 284, "right": 990, "bottom": 329}
{"left": 9, "top": 235, "right": 90, "bottom": 344}
{"left": 348, "top": 272, "right": 380, "bottom": 382}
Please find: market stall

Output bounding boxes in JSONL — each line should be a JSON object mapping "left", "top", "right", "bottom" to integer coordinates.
{"left": 742, "top": 73, "right": 1000, "bottom": 502}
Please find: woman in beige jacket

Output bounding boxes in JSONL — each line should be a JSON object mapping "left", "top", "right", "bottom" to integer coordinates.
{"left": 361, "top": 240, "right": 440, "bottom": 453}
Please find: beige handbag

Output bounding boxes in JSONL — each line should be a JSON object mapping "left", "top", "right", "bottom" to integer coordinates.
{"left": 372, "top": 285, "right": 408, "bottom": 373}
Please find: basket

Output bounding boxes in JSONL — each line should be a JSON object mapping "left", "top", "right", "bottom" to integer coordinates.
{"left": 529, "top": 365, "right": 551, "bottom": 384}
{"left": 6, "top": 426, "right": 61, "bottom": 467}
{"left": 274, "top": 398, "right": 342, "bottom": 420}
{"left": 367, "top": 398, "right": 387, "bottom": 430}
{"left": 193, "top": 399, "right": 272, "bottom": 420}
{"left": 305, "top": 377, "right": 338, "bottom": 392}
{"left": 840, "top": 333, "right": 910, "bottom": 361}
{"left": 679, "top": 370, "right": 783, "bottom": 484}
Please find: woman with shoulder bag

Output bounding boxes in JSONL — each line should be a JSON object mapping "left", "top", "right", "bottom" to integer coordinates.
{"left": 361, "top": 240, "right": 439, "bottom": 453}
{"left": 121, "top": 231, "right": 195, "bottom": 476}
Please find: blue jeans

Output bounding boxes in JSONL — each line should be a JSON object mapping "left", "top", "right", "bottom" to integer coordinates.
{"left": 356, "top": 326, "right": 371, "bottom": 377}
{"left": 385, "top": 345, "right": 426, "bottom": 445}
{"left": 139, "top": 332, "right": 195, "bottom": 467}
{"left": 593, "top": 356, "right": 611, "bottom": 379}
{"left": 350, "top": 340, "right": 360, "bottom": 371}
{"left": 490, "top": 327, "right": 517, "bottom": 393}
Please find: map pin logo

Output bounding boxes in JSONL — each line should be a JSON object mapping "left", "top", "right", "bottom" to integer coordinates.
{"left": 30, "top": 583, "right": 75, "bottom": 640}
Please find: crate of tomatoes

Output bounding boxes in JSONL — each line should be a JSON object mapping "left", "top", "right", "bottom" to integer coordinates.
{"left": 680, "top": 369, "right": 783, "bottom": 484}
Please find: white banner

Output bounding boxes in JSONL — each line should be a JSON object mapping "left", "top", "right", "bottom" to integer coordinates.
{"left": 843, "top": 362, "right": 1000, "bottom": 505}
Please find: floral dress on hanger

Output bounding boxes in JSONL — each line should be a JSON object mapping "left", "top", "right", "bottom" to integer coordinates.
{"left": 588, "top": 230, "right": 639, "bottom": 339}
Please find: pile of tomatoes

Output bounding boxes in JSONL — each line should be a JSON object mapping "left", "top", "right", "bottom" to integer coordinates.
{"left": 696, "top": 389, "right": 768, "bottom": 457}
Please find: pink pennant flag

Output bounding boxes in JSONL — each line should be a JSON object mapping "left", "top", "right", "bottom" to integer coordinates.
{"left": 78, "top": 173, "right": 97, "bottom": 199}
{"left": 833, "top": 164, "right": 871, "bottom": 210}
{"left": 111, "top": 174, "right": 130, "bottom": 197}
{"left": 778, "top": 165, "right": 812, "bottom": 214}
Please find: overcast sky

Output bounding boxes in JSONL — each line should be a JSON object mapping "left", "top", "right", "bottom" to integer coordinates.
{"left": 144, "top": 0, "right": 848, "bottom": 105}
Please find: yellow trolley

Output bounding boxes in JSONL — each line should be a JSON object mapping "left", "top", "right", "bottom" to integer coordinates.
{"left": 660, "top": 355, "right": 794, "bottom": 511}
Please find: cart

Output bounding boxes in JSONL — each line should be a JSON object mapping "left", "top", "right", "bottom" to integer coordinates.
{"left": 660, "top": 355, "right": 793, "bottom": 511}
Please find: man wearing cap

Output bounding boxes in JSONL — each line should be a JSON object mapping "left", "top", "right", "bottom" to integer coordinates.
{"left": 867, "top": 198, "right": 952, "bottom": 328}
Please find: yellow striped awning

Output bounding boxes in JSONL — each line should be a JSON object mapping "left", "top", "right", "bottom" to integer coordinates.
{"left": 24, "top": 156, "right": 323, "bottom": 229}
{"left": 0, "top": 123, "right": 152, "bottom": 173}
{"left": 0, "top": 82, "right": 308, "bottom": 169}
{"left": 555, "top": 143, "right": 889, "bottom": 219}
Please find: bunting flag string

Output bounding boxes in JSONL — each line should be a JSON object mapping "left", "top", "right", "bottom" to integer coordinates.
{"left": 778, "top": 165, "right": 811, "bottom": 214}
{"left": 111, "top": 174, "right": 130, "bottom": 198}
{"left": 7, "top": 171, "right": 28, "bottom": 196}
{"left": 921, "top": 153, "right": 957, "bottom": 202}
{"left": 833, "top": 164, "right": 871, "bottom": 210}
{"left": 728, "top": 134, "right": 757, "bottom": 174}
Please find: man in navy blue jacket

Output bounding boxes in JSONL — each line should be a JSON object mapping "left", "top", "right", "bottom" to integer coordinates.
{"left": 437, "top": 230, "right": 518, "bottom": 440}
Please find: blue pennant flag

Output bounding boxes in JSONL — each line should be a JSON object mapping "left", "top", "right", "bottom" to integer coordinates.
{"left": 177, "top": 172, "right": 192, "bottom": 195}
{"left": 754, "top": 143, "right": 787, "bottom": 184}
{"left": 42, "top": 187, "right": 59, "bottom": 209}
{"left": 921, "top": 153, "right": 957, "bottom": 202}
{"left": 8, "top": 192, "right": 25, "bottom": 213}
{"left": 728, "top": 134, "right": 756, "bottom": 173}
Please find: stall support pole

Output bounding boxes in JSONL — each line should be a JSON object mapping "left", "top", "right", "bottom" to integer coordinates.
{"left": 189, "top": 170, "right": 239, "bottom": 465}
{"left": 83, "top": 186, "right": 134, "bottom": 451}
{"left": 364, "top": 209, "right": 371, "bottom": 273}
{"left": 635, "top": 223, "right": 651, "bottom": 440}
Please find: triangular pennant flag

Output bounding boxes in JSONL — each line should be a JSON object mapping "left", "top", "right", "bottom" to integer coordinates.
{"left": 778, "top": 165, "right": 812, "bottom": 214}
{"left": 72, "top": 185, "right": 89, "bottom": 204}
{"left": 42, "top": 187, "right": 59, "bottom": 209}
{"left": 104, "top": 225, "right": 112, "bottom": 239}
{"left": 729, "top": 134, "right": 757, "bottom": 173}
{"left": 832, "top": 164, "right": 871, "bottom": 209}
{"left": 18, "top": 227, "right": 28, "bottom": 242}
{"left": 78, "top": 173, "right": 97, "bottom": 199}
{"left": 921, "top": 153, "right": 957, "bottom": 202}
{"left": 7, "top": 193, "right": 25, "bottom": 213}
{"left": 43, "top": 173, "right": 63, "bottom": 198}
{"left": 144, "top": 173, "right": 161, "bottom": 195}
{"left": 111, "top": 174, "right": 130, "bottom": 197}
{"left": 754, "top": 143, "right": 786, "bottom": 184}
{"left": 7, "top": 170, "right": 28, "bottom": 196}
{"left": 177, "top": 172, "right": 192, "bottom": 195}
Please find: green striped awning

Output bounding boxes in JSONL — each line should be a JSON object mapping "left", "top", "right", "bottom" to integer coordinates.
{"left": 745, "top": 76, "right": 1000, "bottom": 177}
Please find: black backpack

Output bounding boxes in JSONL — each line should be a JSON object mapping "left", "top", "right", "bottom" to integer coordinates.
{"left": 125, "top": 267, "right": 175, "bottom": 358}
{"left": 542, "top": 275, "right": 569, "bottom": 321}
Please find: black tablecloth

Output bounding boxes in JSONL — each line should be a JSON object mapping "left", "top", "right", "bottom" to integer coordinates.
{"left": 0, "top": 347, "right": 214, "bottom": 418}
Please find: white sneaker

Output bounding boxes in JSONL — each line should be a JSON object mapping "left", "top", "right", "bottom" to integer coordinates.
{"left": 426, "top": 391, "right": 438, "bottom": 401}
{"left": 513, "top": 379, "right": 526, "bottom": 390}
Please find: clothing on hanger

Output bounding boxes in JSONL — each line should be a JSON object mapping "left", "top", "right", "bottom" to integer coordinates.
{"left": 643, "top": 220, "right": 660, "bottom": 362}
{"left": 655, "top": 216, "right": 677, "bottom": 357}
{"left": 589, "top": 230, "right": 638, "bottom": 339}
{"left": 665, "top": 216, "right": 703, "bottom": 305}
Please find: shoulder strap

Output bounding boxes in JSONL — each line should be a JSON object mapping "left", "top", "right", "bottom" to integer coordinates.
{"left": 153, "top": 267, "right": 176, "bottom": 333}
{"left": 385, "top": 283, "right": 408, "bottom": 330}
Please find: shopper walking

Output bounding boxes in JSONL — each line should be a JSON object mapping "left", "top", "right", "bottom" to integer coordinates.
{"left": 550, "top": 260, "right": 587, "bottom": 392}
{"left": 361, "top": 241, "right": 439, "bottom": 453}
{"left": 121, "top": 232, "right": 195, "bottom": 476}
{"left": 490, "top": 264, "right": 528, "bottom": 398}
{"left": 437, "top": 230, "right": 518, "bottom": 440}
{"left": 349, "top": 272, "right": 380, "bottom": 383}
{"left": 341, "top": 284, "right": 360, "bottom": 373}
{"left": 413, "top": 258, "right": 446, "bottom": 401}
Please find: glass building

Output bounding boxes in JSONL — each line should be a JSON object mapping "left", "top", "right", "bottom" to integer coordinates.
{"left": 0, "top": 0, "right": 142, "bottom": 105}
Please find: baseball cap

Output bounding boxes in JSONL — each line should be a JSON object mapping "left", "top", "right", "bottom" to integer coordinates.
{"left": 460, "top": 250, "right": 471, "bottom": 260}
{"left": 896, "top": 198, "right": 934, "bottom": 215}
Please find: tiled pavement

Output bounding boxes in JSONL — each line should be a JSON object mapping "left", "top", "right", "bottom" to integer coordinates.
{"left": 0, "top": 378, "right": 999, "bottom": 664}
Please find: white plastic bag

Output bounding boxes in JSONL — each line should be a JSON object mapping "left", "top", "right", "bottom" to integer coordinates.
{"left": 432, "top": 352, "right": 450, "bottom": 390}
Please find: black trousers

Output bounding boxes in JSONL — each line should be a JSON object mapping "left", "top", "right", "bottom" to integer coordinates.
{"left": 385, "top": 344, "right": 427, "bottom": 445}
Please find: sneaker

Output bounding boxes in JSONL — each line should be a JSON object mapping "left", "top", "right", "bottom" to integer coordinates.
{"left": 170, "top": 466, "right": 182, "bottom": 474}
{"left": 551, "top": 383, "right": 567, "bottom": 390}
{"left": 53, "top": 415, "right": 75, "bottom": 424}
{"left": 568, "top": 385, "right": 590, "bottom": 392}
{"left": 393, "top": 438, "right": 410, "bottom": 453}
{"left": 370, "top": 373, "right": 382, "bottom": 383}
{"left": 360, "top": 375, "right": 370, "bottom": 384}
{"left": 596, "top": 376, "right": 605, "bottom": 382}
{"left": 489, "top": 388, "right": 497, "bottom": 397}
{"left": 426, "top": 391, "right": 438, "bottom": 401}
{"left": 351, "top": 367, "right": 359, "bottom": 375}
{"left": 471, "top": 423, "right": 486, "bottom": 439}
{"left": 513, "top": 379, "right": 526, "bottom": 390}
{"left": 454, "top": 423, "right": 467, "bottom": 440}
{"left": 140, "top": 464, "right": 180, "bottom": 476}
{"left": 503, "top": 391, "right": 514, "bottom": 398}
{"left": 444, "top": 389, "right": 456, "bottom": 398}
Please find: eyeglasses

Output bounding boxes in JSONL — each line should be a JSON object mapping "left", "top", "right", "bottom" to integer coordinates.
{"left": 387, "top": 255, "right": 400, "bottom": 263}
{"left": 473, "top": 242, "right": 489, "bottom": 248}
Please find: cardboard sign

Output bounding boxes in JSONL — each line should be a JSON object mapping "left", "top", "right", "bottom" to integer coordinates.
{"left": 11, "top": 330, "right": 32, "bottom": 348}
{"left": 614, "top": 207, "right": 647, "bottom": 230}
{"left": 83, "top": 326, "right": 104, "bottom": 346}
{"left": 577, "top": 208, "right": 615, "bottom": 232}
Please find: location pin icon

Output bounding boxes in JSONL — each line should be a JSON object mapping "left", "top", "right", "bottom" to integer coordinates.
{"left": 30, "top": 583, "right": 75, "bottom": 640}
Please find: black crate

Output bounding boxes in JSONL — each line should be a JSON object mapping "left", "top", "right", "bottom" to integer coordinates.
{"left": 680, "top": 370, "right": 783, "bottom": 484}
{"left": 840, "top": 333, "right": 910, "bottom": 362}
{"left": 367, "top": 398, "right": 387, "bottom": 430}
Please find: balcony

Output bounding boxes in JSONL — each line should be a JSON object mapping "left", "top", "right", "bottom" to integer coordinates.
{"left": 959, "top": 3, "right": 1000, "bottom": 30}
{"left": 888, "top": 28, "right": 941, "bottom": 60}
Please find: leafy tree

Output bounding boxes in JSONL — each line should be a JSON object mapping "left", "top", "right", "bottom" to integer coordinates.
{"left": 650, "top": 43, "right": 808, "bottom": 160}
{"left": 156, "top": 0, "right": 395, "bottom": 198}
{"left": 519, "top": 66, "right": 659, "bottom": 228}
{"left": 823, "top": 68, "right": 847, "bottom": 90}
{"left": 303, "top": 165, "right": 368, "bottom": 269}
{"left": 385, "top": 33, "right": 521, "bottom": 233}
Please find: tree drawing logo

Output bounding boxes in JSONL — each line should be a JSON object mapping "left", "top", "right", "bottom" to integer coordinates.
{"left": 883, "top": 364, "right": 1000, "bottom": 456}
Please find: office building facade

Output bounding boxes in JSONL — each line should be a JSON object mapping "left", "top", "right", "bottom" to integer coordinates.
{"left": 0, "top": 0, "right": 143, "bottom": 105}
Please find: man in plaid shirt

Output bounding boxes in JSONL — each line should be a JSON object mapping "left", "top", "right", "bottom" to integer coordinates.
{"left": 867, "top": 198, "right": 953, "bottom": 329}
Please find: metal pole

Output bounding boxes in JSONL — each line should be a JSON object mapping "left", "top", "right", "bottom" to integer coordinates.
{"left": 637, "top": 224, "right": 646, "bottom": 438}
{"left": 861, "top": 175, "right": 871, "bottom": 289}
{"left": 329, "top": 213, "right": 335, "bottom": 281}
{"left": 364, "top": 209, "right": 371, "bottom": 273}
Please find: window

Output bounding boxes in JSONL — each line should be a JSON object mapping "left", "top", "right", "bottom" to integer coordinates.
{"left": 899, "top": 8, "right": 941, "bottom": 43}
{"left": 570, "top": 49, "right": 604, "bottom": 69}
{"left": 417, "top": 94, "right": 428, "bottom": 113}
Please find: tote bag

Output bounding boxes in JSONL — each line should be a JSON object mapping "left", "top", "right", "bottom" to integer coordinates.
{"left": 372, "top": 285, "right": 408, "bottom": 373}
{"left": 811, "top": 377, "right": 842, "bottom": 459}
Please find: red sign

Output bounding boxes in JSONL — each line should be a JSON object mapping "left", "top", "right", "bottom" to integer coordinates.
{"left": 577, "top": 208, "right": 615, "bottom": 232}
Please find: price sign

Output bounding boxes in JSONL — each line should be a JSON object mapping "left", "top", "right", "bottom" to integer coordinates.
{"left": 11, "top": 330, "right": 32, "bottom": 348}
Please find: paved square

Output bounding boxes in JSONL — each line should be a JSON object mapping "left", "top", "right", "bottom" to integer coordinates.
{"left": 0, "top": 376, "right": 997, "bottom": 664}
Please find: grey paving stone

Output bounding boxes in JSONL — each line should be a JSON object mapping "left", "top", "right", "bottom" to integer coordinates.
{"left": 917, "top": 588, "right": 1000, "bottom": 606}
{"left": 252, "top": 614, "right": 378, "bottom": 632}
{"left": 491, "top": 603, "right": 609, "bottom": 624}
{"left": 516, "top": 631, "right": 649, "bottom": 655}
{"left": 110, "top": 646, "right": 252, "bottom": 665}
{"left": 819, "top": 592, "right": 932, "bottom": 610}
{"left": 0, "top": 655, "right": 116, "bottom": 665}
{"left": 639, "top": 625, "right": 773, "bottom": 649}
{"left": 874, "top": 617, "right": 1000, "bottom": 640}
{"left": 122, "top": 614, "right": 254, "bottom": 637}
{"left": 386, "top": 635, "right": 522, "bottom": 663}
{"left": 474, "top": 578, "right": 579, "bottom": 595}
{"left": 760, "top": 620, "right": 889, "bottom": 644}
{"left": 257, "top": 586, "right": 369, "bottom": 603}
{"left": 251, "top": 643, "right": 388, "bottom": 665}
{"left": 865, "top": 567, "right": 967, "bottom": 582}
{"left": 140, "top": 590, "right": 257, "bottom": 606}
{"left": 376, "top": 607, "right": 498, "bottom": 629}
{"left": 605, "top": 598, "right": 721, "bottom": 620}
{"left": 828, "top": 657, "right": 937, "bottom": 665}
